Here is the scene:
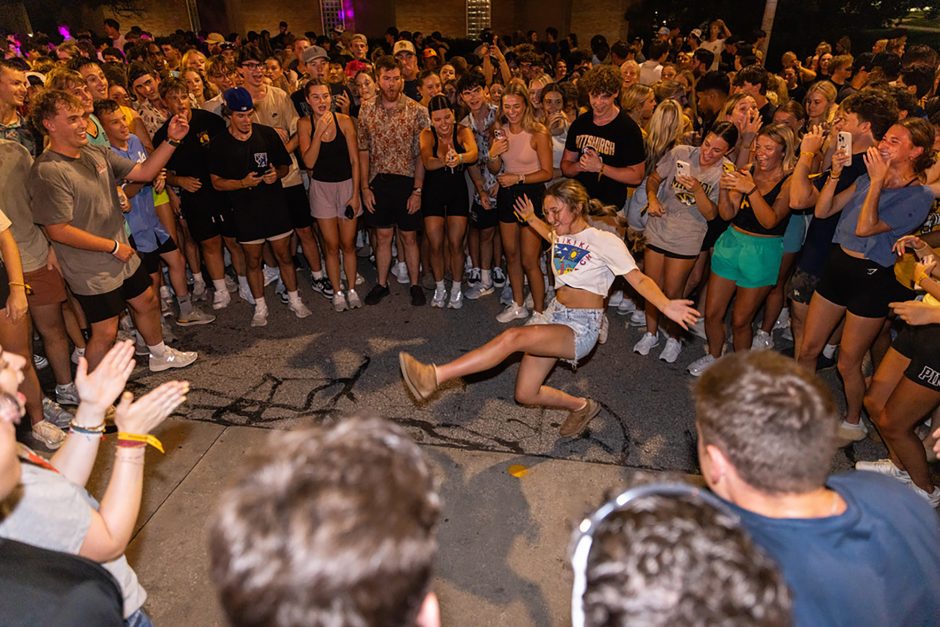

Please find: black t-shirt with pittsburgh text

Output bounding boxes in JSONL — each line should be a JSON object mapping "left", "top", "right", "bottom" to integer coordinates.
{"left": 565, "top": 109, "right": 645, "bottom": 208}
{"left": 207, "top": 123, "right": 292, "bottom": 215}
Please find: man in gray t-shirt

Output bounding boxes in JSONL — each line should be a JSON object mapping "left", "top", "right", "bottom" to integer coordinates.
{"left": 28, "top": 89, "right": 197, "bottom": 373}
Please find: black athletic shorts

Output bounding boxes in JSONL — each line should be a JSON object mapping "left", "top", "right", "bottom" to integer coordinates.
{"left": 73, "top": 262, "right": 152, "bottom": 324}
{"left": 365, "top": 174, "right": 422, "bottom": 232}
{"left": 137, "top": 236, "right": 179, "bottom": 275}
{"left": 645, "top": 243, "right": 698, "bottom": 260}
{"left": 786, "top": 267, "right": 822, "bottom": 305}
{"left": 422, "top": 178, "right": 470, "bottom": 219}
{"left": 183, "top": 201, "right": 237, "bottom": 242}
{"left": 496, "top": 182, "right": 544, "bottom": 224}
{"left": 284, "top": 183, "right": 314, "bottom": 229}
{"left": 892, "top": 324, "right": 940, "bottom": 392}
{"left": 701, "top": 217, "right": 730, "bottom": 251}
{"left": 815, "top": 247, "right": 913, "bottom": 318}
{"left": 469, "top": 201, "right": 499, "bottom": 229}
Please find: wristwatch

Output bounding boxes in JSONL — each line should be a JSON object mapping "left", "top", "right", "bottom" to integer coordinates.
{"left": 167, "top": 138, "right": 182, "bottom": 147}
{"left": 412, "top": 187, "right": 422, "bottom": 195}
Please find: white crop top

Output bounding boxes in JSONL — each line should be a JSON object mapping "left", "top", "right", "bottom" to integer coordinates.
{"left": 551, "top": 226, "right": 638, "bottom": 296}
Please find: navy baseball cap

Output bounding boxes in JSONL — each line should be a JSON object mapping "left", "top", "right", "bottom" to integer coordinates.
{"left": 223, "top": 87, "right": 253, "bottom": 112}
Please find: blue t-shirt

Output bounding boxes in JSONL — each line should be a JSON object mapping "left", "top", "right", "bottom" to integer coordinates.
{"left": 109, "top": 135, "right": 169, "bottom": 253}
{"left": 729, "top": 472, "right": 940, "bottom": 627}
{"left": 833, "top": 175, "right": 932, "bottom": 267}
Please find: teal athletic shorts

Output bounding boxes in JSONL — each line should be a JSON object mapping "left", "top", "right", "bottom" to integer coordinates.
{"left": 711, "top": 226, "right": 784, "bottom": 288}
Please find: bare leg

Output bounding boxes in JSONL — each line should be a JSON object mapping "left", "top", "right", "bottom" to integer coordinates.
{"left": 401, "top": 230, "right": 421, "bottom": 285}
{"left": 85, "top": 316, "right": 120, "bottom": 372}
{"left": 126, "top": 287, "right": 163, "bottom": 346}
{"left": 837, "top": 313, "right": 887, "bottom": 424}
{"left": 242, "top": 243, "right": 265, "bottom": 298}
{"left": 875, "top": 376, "right": 940, "bottom": 493}
{"left": 514, "top": 353, "right": 583, "bottom": 411}
{"left": 295, "top": 225, "right": 323, "bottom": 273}
{"left": 200, "top": 236, "right": 226, "bottom": 281}
{"left": 447, "top": 216, "right": 468, "bottom": 282}
{"left": 797, "top": 293, "right": 846, "bottom": 370}
{"left": 729, "top": 285, "right": 773, "bottom": 352}
{"left": 223, "top": 236, "right": 247, "bottom": 276}
{"left": 499, "top": 221, "right": 523, "bottom": 304}
{"left": 703, "top": 273, "right": 737, "bottom": 358}
{"left": 339, "top": 217, "right": 359, "bottom": 288}
{"left": 520, "top": 225, "right": 545, "bottom": 312}
{"left": 424, "top": 217, "right": 446, "bottom": 281}
{"left": 374, "top": 228, "right": 394, "bottom": 286}
{"left": 317, "top": 218, "right": 343, "bottom": 292}
{"left": 435, "top": 324, "right": 576, "bottom": 384}
{"left": 30, "top": 303, "right": 73, "bottom": 386}
{"left": 271, "top": 237, "right": 298, "bottom": 291}
{"left": 760, "top": 252, "right": 797, "bottom": 333}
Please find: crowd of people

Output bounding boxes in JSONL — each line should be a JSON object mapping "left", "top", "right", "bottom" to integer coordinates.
{"left": 0, "top": 13, "right": 938, "bottom": 626}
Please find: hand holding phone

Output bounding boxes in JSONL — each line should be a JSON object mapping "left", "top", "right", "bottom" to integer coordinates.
{"left": 837, "top": 131, "right": 852, "bottom": 157}
{"left": 676, "top": 160, "right": 690, "bottom": 179}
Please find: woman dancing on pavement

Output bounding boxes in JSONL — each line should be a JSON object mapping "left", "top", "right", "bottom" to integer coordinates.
{"left": 400, "top": 180, "right": 699, "bottom": 437}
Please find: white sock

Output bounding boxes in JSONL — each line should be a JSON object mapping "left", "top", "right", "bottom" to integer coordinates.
{"left": 288, "top": 290, "right": 301, "bottom": 303}
{"left": 148, "top": 341, "right": 167, "bottom": 358}
{"left": 193, "top": 274, "right": 206, "bottom": 288}
{"left": 823, "top": 343, "right": 838, "bottom": 359}
{"left": 436, "top": 280, "right": 445, "bottom": 291}
{"left": 238, "top": 275, "right": 250, "bottom": 291}
{"left": 481, "top": 268, "right": 491, "bottom": 284}
{"left": 311, "top": 269, "right": 324, "bottom": 279}
{"left": 178, "top": 294, "right": 193, "bottom": 316}
{"left": 212, "top": 278, "right": 227, "bottom": 292}
{"left": 255, "top": 297, "right": 267, "bottom": 311}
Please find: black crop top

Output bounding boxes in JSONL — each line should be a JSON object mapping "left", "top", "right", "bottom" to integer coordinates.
{"left": 309, "top": 112, "right": 352, "bottom": 183}
{"left": 733, "top": 175, "right": 789, "bottom": 237}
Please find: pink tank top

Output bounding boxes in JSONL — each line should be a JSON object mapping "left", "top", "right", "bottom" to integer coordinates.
{"left": 502, "top": 127, "right": 541, "bottom": 176}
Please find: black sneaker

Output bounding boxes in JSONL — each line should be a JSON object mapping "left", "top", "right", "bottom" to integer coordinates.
{"left": 310, "top": 275, "right": 334, "bottom": 299}
{"left": 364, "top": 283, "right": 390, "bottom": 306}
{"left": 410, "top": 285, "right": 427, "bottom": 306}
{"left": 492, "top": 266, "right": 507, "bottom": 288}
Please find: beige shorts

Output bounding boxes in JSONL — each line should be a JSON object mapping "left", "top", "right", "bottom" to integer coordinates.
{"left": 309, "top": 178, "right": 358, "bottom": 220}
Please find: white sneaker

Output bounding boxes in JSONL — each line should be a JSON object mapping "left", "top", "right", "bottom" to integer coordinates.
{"left": 921, "top": 486, "right": 940, "bottom": 508}
{"left": 430, "top": 285, "right": 447, "bottom": 308}
{"left": 526, "top": 311, "right": 549, "bottom": 325}
{"left": 689, "top": 317, "right": 707, "bottom": 340}
{"left": 238, "top": 285, "right": 255, "bottom": 305}
{"left": 333, "top": 291, "right": 348, "bottom": 312}
{"left": 448, "top": 288, "right": 463, "bottom": 310}
{"left": 773, "top": 307, "right": 790, "bottom": 331}
{"left": 617, "top": 298, "right": 637, "bottom": 316}
{"left": 251, "top": 307, "right": 268, "bottom": 327}
{"left": 31, "top": 419, "right": 65, "bottom": 450}
{"left": 659, "top": 337, "right": 682, "bottom": 363}
{"left": 465, "top": 281, "right": 494, "bottom": 300}
{"left": 55, "top": 382, "right": 80, "bottom": 406}
{"left": 496, "top": 302, "right": 530, "bottom": 323}
{"left": 262, "top": 266, "right": 280, "bottom": 286}
{"left": 628, "top": 310, "right": 646, "bottom": 327}
{"left": 149, "top": 346, "right": 198, "bottom": 372}
{"left": 837, "top": 419, "right": 868, "bottom": 443}
{"left": 176, "top": 307, "right": 216, "bottom": 326}
{"left": 355, "top": 273, "right": 365, "bottom": 286}
{"left": 598, "top": 314, "right": 609, "bottom": 344}
{"left": 524, "top": 291, "right": 534, "bottom": 309}
{"left": 288, "top": 297, "right": 312, "bottom": 319}
{"left": 752, "top": 329, "right": 774, "bottom": 351}
{"left": 633, "top": 331, "right": 660, "bottom": 356}
{"left": 688, "top": 353, "right": 717, "bottom": 377}
{"left": 346, "top": 289, "right": 363, "bottom": 309}
{"left": 492, "top": 266, "right": 507, "bottom": 288}
{"left": 192, "top": 280, "right": 207, "bottom": 302}
{"left": 224, "top": 275, "right": 238, "bottom": 293}
{"left": 855, "top": 458, "right": 912, "bottom": 483}
{"left": 212, "top": 289, "right": 231, "bottom": 310}
{"left": 499, "top": 283, "right": 514, "bottom": 306}
{"left": 71, "top": 347, "right": 85, "bottom": 366}
{"left": 608, "top": 290, "right": 623, "bottom": 308}
{"left": 392, "top": 261, "right": 409, "bottom": 284}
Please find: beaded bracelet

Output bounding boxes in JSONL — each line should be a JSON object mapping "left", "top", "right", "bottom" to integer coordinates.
{"left": 69, "top": 420, "right": 106, "bottom": 435}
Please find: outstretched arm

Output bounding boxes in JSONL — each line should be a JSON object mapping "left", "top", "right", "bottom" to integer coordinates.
{"left": 624, "top": 269, "right": 700, "bottom": 329}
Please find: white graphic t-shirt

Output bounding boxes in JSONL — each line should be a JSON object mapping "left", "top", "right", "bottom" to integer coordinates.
{"left": 552, "top": 226, "right": 638, "bottom": 296}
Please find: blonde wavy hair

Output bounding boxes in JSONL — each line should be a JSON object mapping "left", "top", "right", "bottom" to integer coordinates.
{"left": 500, "top": 79, "right": 545, "bottom": 135}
